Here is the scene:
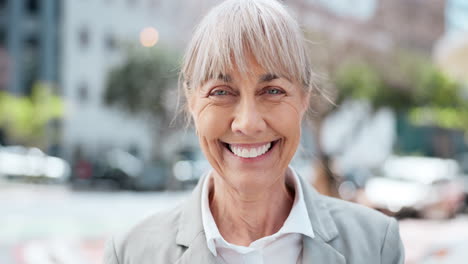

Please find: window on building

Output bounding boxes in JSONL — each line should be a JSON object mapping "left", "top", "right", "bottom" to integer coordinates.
{"left": 104, "top": 33, "right": 117, "bottom": 51}
{"left": 25, "top": 35, "right": 39, "bottom": 49}
{"left": 0, "top": 49, "right": 8, "bottom": 90}
{"left": 128, "top": 143, "right": 140, "bottom": 158}
{"left": 77, "top": 82, "right": 89, "bottom": 103}
{"left": 25, "top": 0, "right": 40, "bottom": 14}
{"left": 78, "top": 27, "right": 90, "bottom": 49}
{"left": 0, "top": 0, "right": 7, "bottom": 10}
{"left": 23, "top": 54, "right": 38, "bottom": 95}
{"left": 0, "top": 29, "right": 5, "bottom": 46}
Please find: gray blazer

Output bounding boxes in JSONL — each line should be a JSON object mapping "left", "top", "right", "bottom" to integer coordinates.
{"left": 104, "top": 175, "right": 405, "bottom": 264}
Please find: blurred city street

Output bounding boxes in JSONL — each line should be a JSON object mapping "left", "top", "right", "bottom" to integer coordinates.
{"left": 0, "top": 180, "right": 189, "bottom": 264}
{"left": 1, "top": 180, "right": 468, "bottom": 264}
{"left": 0, "top": 0, "right": 468, "bottom": 263}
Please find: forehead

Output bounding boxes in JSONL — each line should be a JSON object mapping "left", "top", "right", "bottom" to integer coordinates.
{"left": 212, "top": 56, "right": 282, "bottom": 83}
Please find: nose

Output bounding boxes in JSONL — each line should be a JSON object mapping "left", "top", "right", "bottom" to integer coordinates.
{"left": 231, "top": 97, "right": 267, "bottom": 136}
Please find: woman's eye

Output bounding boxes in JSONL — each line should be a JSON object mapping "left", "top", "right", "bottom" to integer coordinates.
{"left": 210, "top": 89, "right": 229, "bottom": 96}
{"left": 265, "top": 88, "right": 284, "bottom": 95}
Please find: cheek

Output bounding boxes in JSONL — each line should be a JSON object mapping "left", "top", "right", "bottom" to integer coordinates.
{"left": 194, "top": 105, "right": 231, "bottom": 140}
{"left": 265, "top": 102, "right": 303, "bottom": 140}
{"left": 192, "top": 104, "right": 233, "bottom": 173}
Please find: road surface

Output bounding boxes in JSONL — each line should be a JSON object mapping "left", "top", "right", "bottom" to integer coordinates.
{"left": 1, "top": 180, "right": 467, "bottom": 264}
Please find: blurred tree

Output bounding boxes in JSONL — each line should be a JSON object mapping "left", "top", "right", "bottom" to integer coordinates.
{"left": 0, "top": 82, "right": 64, "bottom": 147}
{"left": 309, "top": 53, "right": 468, "bottom": 197}
{"left": 104, "top": 46, "right": 180, "bottom": 161}
{"left": 409, "top": 66, "right": 467, "bottom": 128}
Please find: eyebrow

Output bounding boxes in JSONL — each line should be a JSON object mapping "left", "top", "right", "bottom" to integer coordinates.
{"left": 258, "top": 73, "right": 279, "bottom": 83}
{"left": 217, "top": 73, "right": 232, "bottom": 83}
{"left": 215, "top": 73, "right": 279, "bottom": 83}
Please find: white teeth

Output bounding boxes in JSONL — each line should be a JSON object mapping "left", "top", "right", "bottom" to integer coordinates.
{"left": 230, "top": 142, "right": 272, "bottom": 158}
{"left": 241, "top": 148, "right": 248, "bottom": 157}
{"left": 249, "top": 148, "right": 258, "bottom": 157}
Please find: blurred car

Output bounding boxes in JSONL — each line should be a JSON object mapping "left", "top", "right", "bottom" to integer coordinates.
{"left": 171, "top": 149, "right": 211, "bottom": 189}
{"left": 71, "top": 148, "right": 168, "bottom": 191}
{"left": 363, "top": 156, "right": 465, "bottom": 219}
{"left": 0, "top": 145, "right": 71, "bottom": 183}
{"left": 455, "top": 152, "right": 468, "bottom": 211}
{"left": 457, "top": 152, "right": 468, "bottom": 174}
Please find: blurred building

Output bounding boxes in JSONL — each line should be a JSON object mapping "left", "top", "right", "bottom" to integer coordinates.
{"left": 0, "top": 0, "right": 59, "bottom": 94}
{"left": 372, "top": 0, "right": 446, "bottom": 53}
{"left": 3, "top": 0, "right": 464, "bottom": 162}
{"left": 292, "top": 0, "right": 467, "bottom": 83}
{"left": 293, "top": 0, "right": 446, "bottom": 56}
{"left": 61, "top": 0, "right": 165, "bottom": 162}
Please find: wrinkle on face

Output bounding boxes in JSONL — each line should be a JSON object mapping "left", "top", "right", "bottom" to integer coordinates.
{"left": 188, "top": 57, "right": 310, "bottom": 196}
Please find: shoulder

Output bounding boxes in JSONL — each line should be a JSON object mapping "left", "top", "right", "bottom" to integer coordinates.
{"left": 321, "top": 195, "right": 391, "bottom": 230}
{"left": 320, "top": 194, "right": 395, "bottom": 242}
{"left": 318, "top": 195, "right": 404, "bottom": 263}
{"left": 104, "top": 203, "right": 185, "bottom": 264}
{"left": 119, "top": 203, "right": 182, "bottom": 245}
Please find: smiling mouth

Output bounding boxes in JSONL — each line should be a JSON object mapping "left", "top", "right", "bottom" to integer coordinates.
{"left": 221, "top": 140, "right": 280, "bottom": 158}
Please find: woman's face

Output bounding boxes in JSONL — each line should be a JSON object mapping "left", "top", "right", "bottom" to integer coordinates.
{"left": 189, "top": 57, "right": 309, "bottom": 193}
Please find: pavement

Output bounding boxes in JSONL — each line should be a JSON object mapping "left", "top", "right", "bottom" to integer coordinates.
{"left": 399, "top": 216, "right": 468, "bottom": 264}
{"left": 0, "top": 180, "right": 189, "bottom": 264}
{"left": 1, "top": 179, "right": 467, "bottom": 264}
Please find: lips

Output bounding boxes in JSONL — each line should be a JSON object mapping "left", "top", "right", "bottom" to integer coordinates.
{"left": 222, "top": 140, "right": 279, "bottom": 158}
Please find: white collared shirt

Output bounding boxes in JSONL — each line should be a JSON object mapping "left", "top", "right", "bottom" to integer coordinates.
{"left": 201, "top": 167, "right": 315, "bottom": 264}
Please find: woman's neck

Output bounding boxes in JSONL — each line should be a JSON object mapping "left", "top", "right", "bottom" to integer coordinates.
{"left": 209, "top": 174, "right": 295, "bottom": 246}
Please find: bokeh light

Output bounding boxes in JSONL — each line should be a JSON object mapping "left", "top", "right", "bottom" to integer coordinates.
{"left": 139, "top": 27, "right": 159, "bottom": 47}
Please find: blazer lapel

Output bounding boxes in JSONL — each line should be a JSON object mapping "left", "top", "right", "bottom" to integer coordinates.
{"left": 298, "top": 175, "right": 346, "bottom": 264}
{"left": 175, "top": 175, "right": 217, "bottom": 264}
{"left": 175, "top": 232, "right": 217, "bottom": 264}
{"left": 302, "top": 236, "right": 345, "bottom": 264}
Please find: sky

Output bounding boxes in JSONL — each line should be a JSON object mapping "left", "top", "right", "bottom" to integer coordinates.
{"left": 447, "top": 0, "right": 468, "bottom": 33}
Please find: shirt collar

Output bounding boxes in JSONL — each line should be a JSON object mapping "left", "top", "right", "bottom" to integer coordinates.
{"left": 200, "top": 166, "right": 315, "bottom": 256}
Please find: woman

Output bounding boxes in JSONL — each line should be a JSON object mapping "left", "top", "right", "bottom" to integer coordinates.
{"left": 104, "top": 0, "right": 405, "bottom": 263}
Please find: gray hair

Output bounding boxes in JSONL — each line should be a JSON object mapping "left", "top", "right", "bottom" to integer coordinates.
{"left": 180, "top": 0, "right": 314, "bottom": 97}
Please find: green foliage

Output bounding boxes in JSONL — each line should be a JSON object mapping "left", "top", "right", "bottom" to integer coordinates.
{"left": 332, "top": 56, "right": 468, "bottom": 134}
{"left": 0, "top": 82, "right": 64, "bottom": 146}
{"left": 335, "top": 61, "right": 382, "bottom": 103}
{"left": 104, "top": 46, "right": 180, "bottom": 119}
{"left": 407, "top": 62, "right": 468, "bottom": 131}
{"left": 413, "top": 65, "right": 464, "bottom": 107}
{"left": 333, "top": 60, "right": 414, "bottom": 111}
{"left": 408, "top": 107, "right": 468, "bottom": 131}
